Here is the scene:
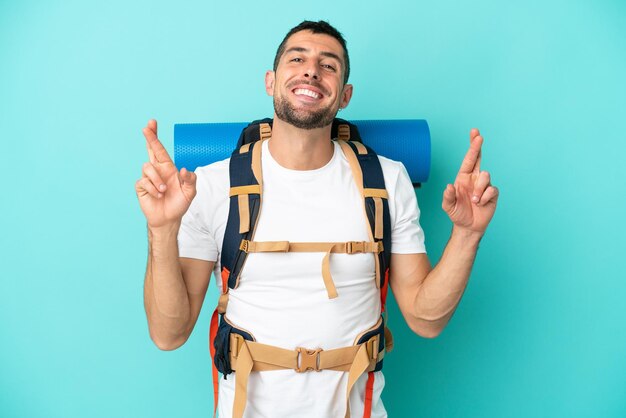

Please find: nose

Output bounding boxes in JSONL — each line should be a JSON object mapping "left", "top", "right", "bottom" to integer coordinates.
{"left": 304, "top": 65, "right": 320, "bottom": 80}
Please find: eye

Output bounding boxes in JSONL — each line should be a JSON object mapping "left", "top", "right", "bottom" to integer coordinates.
{"left": 290, "top": 57, "right": 303, "bottom": 63}
{"left": 321, "top": 63, "right": 337, "bottom": 72}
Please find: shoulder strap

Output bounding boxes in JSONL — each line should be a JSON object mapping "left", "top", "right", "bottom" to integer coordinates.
{"left": 221, "top": 139, "right": 264, "bottom": 290}
{"left": 338, "top": 140, "right": 392, "bottom": 310}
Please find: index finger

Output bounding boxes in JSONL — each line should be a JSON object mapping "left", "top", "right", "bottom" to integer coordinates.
{"left": 458, "top": 133, "right": 483, "bottom": 175}
{"left": 142, "top": 124, "right": 173, "bottom": 164}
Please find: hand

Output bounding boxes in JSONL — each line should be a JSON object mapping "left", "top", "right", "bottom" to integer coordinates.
{"left": 135, "top": 119, "right": 197, "bottom": 228}
{"left": 442, "top": 128, "right": 499, "bottom": 235}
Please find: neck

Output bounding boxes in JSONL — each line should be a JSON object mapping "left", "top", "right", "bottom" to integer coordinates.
{"left": 267, "top": 115, "right": 334, "bottom": 170}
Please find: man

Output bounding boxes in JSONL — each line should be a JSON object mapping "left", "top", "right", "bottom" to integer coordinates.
{"left": 136, "top": 20, "right": 498, "bottom": 418}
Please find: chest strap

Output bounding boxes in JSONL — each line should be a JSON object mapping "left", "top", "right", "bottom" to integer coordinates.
{"left": 229, "top": 333, "right": 383, "bottom": 418}
{"left": 239, "top": 239, "right": 384, "bottom": 299}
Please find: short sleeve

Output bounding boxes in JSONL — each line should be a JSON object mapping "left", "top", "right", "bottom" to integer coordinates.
{"left": 383, "top": 159, "right": 427, "bottom": 254}
{"left": 178, "top": 199, "right": 218, "bottom": 262}
{"left": 177, "top": 164, "right": 227, "bottom": 262}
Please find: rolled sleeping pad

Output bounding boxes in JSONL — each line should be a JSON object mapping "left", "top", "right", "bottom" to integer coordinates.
{"left": 174, "top": 119, "right": 430, "bottom": 185}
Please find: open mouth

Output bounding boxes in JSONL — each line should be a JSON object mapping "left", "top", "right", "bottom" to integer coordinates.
{"left": 292, "top": 87, "right": 322, "bottom": 100}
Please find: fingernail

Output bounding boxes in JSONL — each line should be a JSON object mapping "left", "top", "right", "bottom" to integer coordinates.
{"left": 157, "top": 193, "right": 163, "bottom": 199}
{"left": 159, "top": 184, "right": 166, "bottom": 191}
{"left": 472, "top": 195, "right": 479, "bottom": 202}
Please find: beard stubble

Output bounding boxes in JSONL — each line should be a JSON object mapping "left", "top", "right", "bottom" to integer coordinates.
{"left": 273, "top": 85, "right": 338, "bottom": 130}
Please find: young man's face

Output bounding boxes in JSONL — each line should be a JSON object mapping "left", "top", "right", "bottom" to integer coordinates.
{"left": 266, "top": 30, "right": 353, "bottom": 130}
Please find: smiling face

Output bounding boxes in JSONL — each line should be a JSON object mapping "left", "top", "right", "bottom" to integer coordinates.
{"left": 266, "top": 30, "right": 353, "bottom": 130}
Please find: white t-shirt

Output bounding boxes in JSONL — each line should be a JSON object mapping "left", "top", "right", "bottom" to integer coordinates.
{"left": 178, "top": 140, "right": 426, "bottom": 418}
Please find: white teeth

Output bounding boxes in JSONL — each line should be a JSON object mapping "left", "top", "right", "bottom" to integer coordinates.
{"left": 294, "top": 88, "right": 321, "bottom": 99}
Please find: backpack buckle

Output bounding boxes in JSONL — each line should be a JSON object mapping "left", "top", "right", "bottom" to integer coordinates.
{"left": 295, "top": 347, "right": 323, "bottom": 372}
{"left": 346, "top": 241, "right": 365, "bottom": 254}
{"left": 239, "top": 240, "right": 250, "bottom": 252}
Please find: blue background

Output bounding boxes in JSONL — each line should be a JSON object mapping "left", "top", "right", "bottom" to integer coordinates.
{"left": 1, "top": 1, "right": 625, "bottom": 417}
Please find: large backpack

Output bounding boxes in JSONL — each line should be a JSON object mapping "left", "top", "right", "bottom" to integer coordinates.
{"left": 209, "top": 118, "right": 393, "bottom": 418}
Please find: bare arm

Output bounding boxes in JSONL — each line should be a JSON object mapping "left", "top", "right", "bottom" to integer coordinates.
{"left": 390, "top": 228, "right": 480, "bottom": 338}
{"left": 136, "top": 119, "right": 213, "bottom": 350}
{"left": 391, "top": 129, "right": 499, "bottom": 338}
{"left": 143, "top": 224, "right": 214, "bottom": 350}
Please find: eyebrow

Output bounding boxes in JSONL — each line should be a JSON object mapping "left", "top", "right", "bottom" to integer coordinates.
{"left": 284, "top": 47, "right": 343, "bottom": 63}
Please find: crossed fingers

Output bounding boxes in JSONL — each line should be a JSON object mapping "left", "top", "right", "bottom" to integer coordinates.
{"left": 137, "top": 119, "right": 173, "bottom": 199}
{"left": 460, "top": 129, "right": 498, "bottom": 206}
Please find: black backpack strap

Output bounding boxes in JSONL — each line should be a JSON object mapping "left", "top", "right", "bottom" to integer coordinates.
{"left": 220, "top": 140, "right": 264, "bottom": 290}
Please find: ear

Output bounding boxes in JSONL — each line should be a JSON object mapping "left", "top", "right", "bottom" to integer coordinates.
{"left": 265, "top": 70, "right": 275, "bottom": 96}
{"left": 339, "top": 83, "right": 353, "bottom": 109}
